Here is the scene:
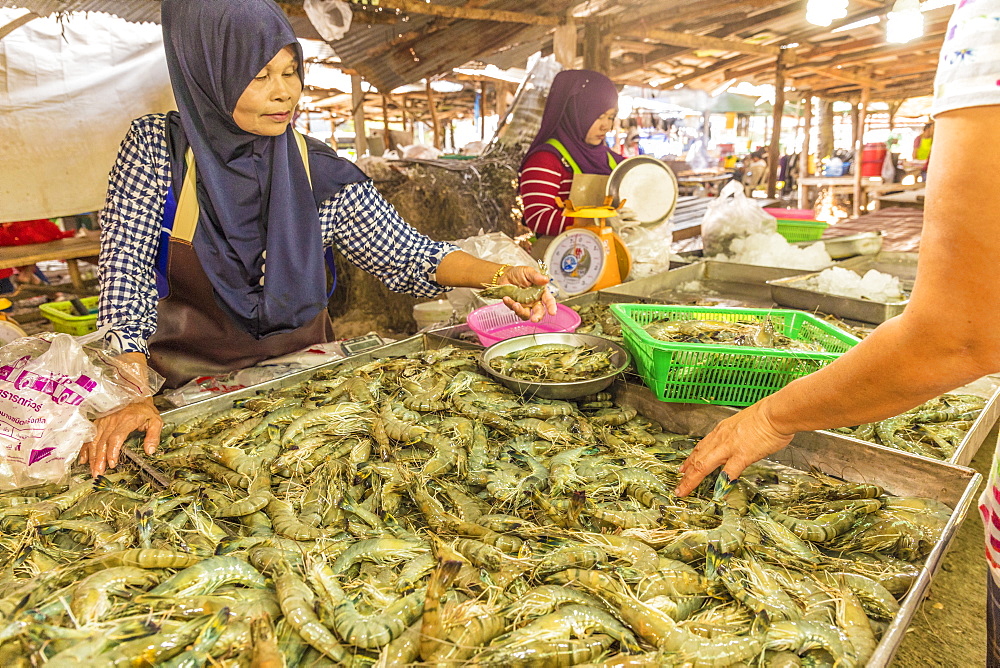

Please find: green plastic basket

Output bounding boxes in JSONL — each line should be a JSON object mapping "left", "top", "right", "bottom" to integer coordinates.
{"left": 609, "top": 304, "right": 859, "bottom": 406}
{"left": 775, "top": 219, "right": 829, "bottom": 242}
{"left": 39, "top": 296, "right": 99, "bottom": 336}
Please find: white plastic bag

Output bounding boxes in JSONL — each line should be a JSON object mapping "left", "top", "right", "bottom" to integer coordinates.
{"left": 0, "top": 331, "right": 163, "bottom": 489}
{"left": 612, "top": 211, "right": 675, "bottom": 280}
{"left": 400, "top": 144, "right": 442, "bottom": 161}
{"left": 700, "top": 180, "right": 778, "bottom": 257}
{"left": 881, "top": 152, "right": 897, "bottom": 183}
{"left": 303, "top": 0, "right": 353, "bottom": 41}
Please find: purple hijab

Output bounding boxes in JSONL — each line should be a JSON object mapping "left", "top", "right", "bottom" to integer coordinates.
{"left": 161, "top": 0, "right": 366, "bottom": 339}
{"left": 522, "top": 69, "right": 623, "bottom": 175}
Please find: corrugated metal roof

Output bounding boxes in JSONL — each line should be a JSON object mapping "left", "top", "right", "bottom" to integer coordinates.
{"left": 0, "top": 0, "right": 951, "bottom": 100}
{"left": 330, "top": 0, "right": 570, "bottom": 93}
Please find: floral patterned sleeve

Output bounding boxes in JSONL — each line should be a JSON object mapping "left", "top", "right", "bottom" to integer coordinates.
{"left": 931, "top": 0, "right": 1000, "bottom": 116}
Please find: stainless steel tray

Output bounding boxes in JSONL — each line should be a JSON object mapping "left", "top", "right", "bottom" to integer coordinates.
{"left": 156, "top": 339, "right": 980, "bottom": 668}
{"left": 160, "top": 332, "right": 475, "bottom": 423}
{"left": 767, "top": 251, "right": 918, "bottom": 325}
{"left": 794, "top": 231, "right": 885, "bottom": 259}
{"left": 767, "top": 275, "right": 909, "bottom": 325}
{"left": 605, "top": 260, "right": 806, "bottom": 308}
{"left": 838, "top": 251, "right": 920, "bottom": 279}
{"left": 613, "top": 381, "right": 982, "bottom": 668}
{"left": 816, "top": 386, "right": 1000, "bottom": 467}
{"left": 694, "top": 384, "right": 998, "bottom": 469}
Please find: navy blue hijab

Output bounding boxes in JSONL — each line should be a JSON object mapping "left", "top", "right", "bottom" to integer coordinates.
{"left": 161, "top": 0, "right": 366, "bottom": 339}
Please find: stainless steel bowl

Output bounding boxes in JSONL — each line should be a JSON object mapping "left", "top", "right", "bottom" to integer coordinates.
{"left": 479, "top": 333, "right": 631, "bottom": 400}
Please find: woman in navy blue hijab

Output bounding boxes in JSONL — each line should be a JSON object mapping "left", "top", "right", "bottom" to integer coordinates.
{"left": 83, "top": 0, "right": 555, "bottom": 476}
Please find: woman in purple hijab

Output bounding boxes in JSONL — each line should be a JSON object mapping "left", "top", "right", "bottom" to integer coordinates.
{"left": 83, "top": 0, "right": 556, "bottom": 477}
{"left": 520, "top": 70, "right": 623, "bottom": 238}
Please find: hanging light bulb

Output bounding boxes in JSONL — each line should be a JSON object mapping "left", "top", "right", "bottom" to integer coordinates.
{"left": 886, "top": 0, "right": 924, "bottom": 43}
{"left": 806, "top": 0, "right": 848, "bottom": 27}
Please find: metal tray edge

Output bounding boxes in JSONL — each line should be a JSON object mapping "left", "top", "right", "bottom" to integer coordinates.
{"left": 767, "top": 277, "right": 908, "bottom": 325}
{"left": 869, "top": 469, "right": 983, "bottom": 667}
{"left": 159, "top": 333, "right": 476, "bottom": 423}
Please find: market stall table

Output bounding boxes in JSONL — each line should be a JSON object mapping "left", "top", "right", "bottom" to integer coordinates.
{"left": 0, "top": 232, "right": 100, "bottom": 290}
{"left": 874, "top": 188, "right": 926, "bottom": 210}
{"left": 673, "top": 172, "right": 734, "bottom": 196}
{"left": 823, "top": 207, "right": 924, "bottom": 252}
{"left": 797, "top": 176, "right": 925, "bottom": 210}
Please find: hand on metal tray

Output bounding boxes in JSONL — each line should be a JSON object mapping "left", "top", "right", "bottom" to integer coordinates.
{"left": 79, "top": 397, "right": 163, "bottom": 477}
{"left": 675, "top": 401, "right": 795, "bottom": 497}
{"left": 500, "top": 265, "right": 558, "bottom": 323}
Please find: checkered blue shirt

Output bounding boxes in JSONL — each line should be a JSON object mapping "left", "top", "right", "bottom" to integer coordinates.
{"left": 99, "top": 114, "right": 458, "bottom": 356}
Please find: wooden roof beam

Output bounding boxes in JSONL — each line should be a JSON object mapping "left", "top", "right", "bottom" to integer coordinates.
{"left": 605, "top": 0, "right": 718, "bottom": 31}
{"left": 778, "top": 6, "right": 888, "bottom": 45}
{"left": 354, "top": 0, "right": 562, "bottom": 26}
{"left": 610, "top": 46, "right": 691, "bottom": 79}
{"left": 799, "top": 66, "right": 884, "bottom": 89}
{"left": 610, "top": 2, "right": 800, "bottom": 82}
{"left": 647, "top": 54, "right": 755, "bottom": 89}
{"left": 794, "top": 18, "right": 949, "bottom": 63}
{"left": 800, "top": 32, "right": 946, "bottom": 69}
{"left": 623, "top": 28, "right": 785, "bottom": 57}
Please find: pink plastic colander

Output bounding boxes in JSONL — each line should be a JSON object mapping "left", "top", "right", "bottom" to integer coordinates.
{"left": 466, "top": 302, "right": 582, "bottom": 347}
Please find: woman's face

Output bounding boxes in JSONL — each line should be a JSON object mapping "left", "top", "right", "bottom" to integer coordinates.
{"left": 232, "top": 46, "right": 302, "bottom": 136}
{"left": 585, "top": 108, "right": 617, "bottom": 146}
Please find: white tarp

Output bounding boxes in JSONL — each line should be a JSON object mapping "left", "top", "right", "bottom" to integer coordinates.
{"left": 0, "top": 9, "right": 174, "bottom": 222}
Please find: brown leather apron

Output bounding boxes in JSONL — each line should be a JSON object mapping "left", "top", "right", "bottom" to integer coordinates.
{"left": 148, "top": 133, "right": 334, "bottom": 388}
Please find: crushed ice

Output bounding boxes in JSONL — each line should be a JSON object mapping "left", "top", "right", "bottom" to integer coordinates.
{"left": 710, "top": 231, "right": 834, "bottom": 271}
{"left": 808, "top": 267, "right": 906, "bottom": 302}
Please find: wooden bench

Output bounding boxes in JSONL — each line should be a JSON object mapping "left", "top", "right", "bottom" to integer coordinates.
{"left": 0, "top": 232, "right": 101, "bottom": 291}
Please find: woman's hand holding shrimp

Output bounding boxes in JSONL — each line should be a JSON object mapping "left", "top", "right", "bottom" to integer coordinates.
{"left": 79, "top": 397, "right": 163, "bottom": 477}
{"left": 499, "top": 265, "right": 558, "bottom": 322}
{"left": 675, "top": 401, "right": 794, "bottom": 497}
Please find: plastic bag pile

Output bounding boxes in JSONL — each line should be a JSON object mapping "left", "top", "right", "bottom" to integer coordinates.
{"left": 0, "top": 331, "right": 162, "bottom": 488}
{"left": 701, "top": 181, "right": 833, "bottom": 271}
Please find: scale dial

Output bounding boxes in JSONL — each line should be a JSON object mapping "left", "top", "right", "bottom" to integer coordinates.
{"left": 544, "top": 228, "right": 607, "bottom": 296}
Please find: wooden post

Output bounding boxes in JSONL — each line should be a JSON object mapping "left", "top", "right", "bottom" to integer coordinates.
{"left": 852, "top": 87, "right": 870, "bottom": 218}
{"left": 817, "top": 98, "right": 834, "bottom": 162}
{"left": 797, "top": 94, "right": 813, "bottom": 209}
{"left": 849, "top": 101, "right": 860, "bottom": 148}
{"left": 495, "top": 81, "right": 511, "bottom": 120}
{"left": 382, "top": 94, "right": 392, "bottom": 153}
{"left": 351, "top": 75, "right": 368, "bottom": 157}
{"left": 887, "top": 100, "right": 902, "bottom": 131}
{"left": 478, "top": 83, "right": 486, "bottom": 141}
{"left": 426, "top": 80, "right": 442, "bottom": 150}
{"left": 766, "top": 52, "right": 786, "bottom": 199}
{"left": 583, "top": 21, "right": 611, "bottom": 75}
{"left": 553, "top": 13, "right": 577, "bottom": 68}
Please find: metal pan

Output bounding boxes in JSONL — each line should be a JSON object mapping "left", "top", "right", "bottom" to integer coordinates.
{"left": 767, "top": 253, "right": 918, "bottom": 325}
{"left": 606, "top": 155, "right": 678, "bottom": 226}
{"left": 479, "top": 332, "right": 630, "bottom": 399}
{"left": 767, "top": 273, "right": 910, "bottom": 325}
{"left": 794, "top": 231, "right": 885, "bottom": 259}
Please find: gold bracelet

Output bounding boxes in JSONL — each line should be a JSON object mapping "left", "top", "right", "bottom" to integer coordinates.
{"left": 491, "top": 264, "right": 511, "bottom": 286}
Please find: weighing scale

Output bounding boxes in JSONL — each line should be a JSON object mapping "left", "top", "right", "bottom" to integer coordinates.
{"left": 543, "top": 156, "right": 678, "bottom": 296}
{"left": 544, "top": 197, "right": 630, "bottom": 296}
